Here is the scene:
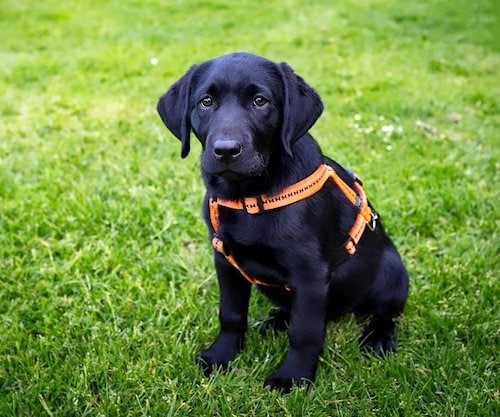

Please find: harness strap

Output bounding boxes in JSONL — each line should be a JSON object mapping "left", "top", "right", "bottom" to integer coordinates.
{"left": 213, "top": 163, "right": 333, "bottom": 214}
{"left": 209, "top": 164, "right": 377, "bottom": 291}
{"left": 211, "top": 235, "right": 293, "bottom": 292}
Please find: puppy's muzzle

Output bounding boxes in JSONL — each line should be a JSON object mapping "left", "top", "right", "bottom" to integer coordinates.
{"left": 213, "top": 139, "right": 243, "bottom": 164}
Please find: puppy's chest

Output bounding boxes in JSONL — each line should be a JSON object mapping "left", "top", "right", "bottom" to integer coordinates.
{"left": 219, "top": 213, "right": 290, "bottom": 281}
{"left": 218, "top": 209, "right": 285, "bottom": 248}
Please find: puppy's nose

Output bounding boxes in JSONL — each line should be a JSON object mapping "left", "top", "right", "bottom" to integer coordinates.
{"left": 213, "top": 139, "right": 243, "bottom": 162}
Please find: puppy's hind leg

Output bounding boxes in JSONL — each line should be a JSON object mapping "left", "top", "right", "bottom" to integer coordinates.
{"left": 259, "top": 308, "right": 290, "bottom": 335}
{"left": 359, "top": 250, "right": 409, "bottom": 356}
{"left": 256, "top": 287, "right": 292, "bottom": 335}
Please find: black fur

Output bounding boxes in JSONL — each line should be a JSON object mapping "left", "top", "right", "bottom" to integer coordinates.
{"left": 157, "top": 52, "right": 409, "bottom": 393}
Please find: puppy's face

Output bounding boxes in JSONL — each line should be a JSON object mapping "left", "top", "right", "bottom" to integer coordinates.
{"left": 157, "top": 52, "right": 323, "bottom": 181}
{"left": 190, "top": 55, "right": 283, "bottom": 180}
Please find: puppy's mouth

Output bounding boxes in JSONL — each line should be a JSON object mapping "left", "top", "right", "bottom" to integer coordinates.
{"left": 202, "top": 153, "right": 269, "bottom": 181}
{"left": 213, "top": 167, "right": 264, "bottom": 181}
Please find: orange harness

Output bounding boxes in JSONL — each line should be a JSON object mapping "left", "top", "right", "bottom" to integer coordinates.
{"left": 209, "top": 163, "right": 377, "bottom": 292}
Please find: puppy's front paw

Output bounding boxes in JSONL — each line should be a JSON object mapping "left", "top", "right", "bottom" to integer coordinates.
{"left": 264, "top": 372, "right": 312, "bottom": 394}
{"left": 196, "top": 332, "right": 244, "bottom": 376}
{"left": 196, "top": 350, "right": 230, "bottom": 377}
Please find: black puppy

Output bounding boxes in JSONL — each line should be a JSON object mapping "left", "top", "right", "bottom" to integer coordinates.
{"left": 157, "top": 52, "right": 409, "bottom": 392}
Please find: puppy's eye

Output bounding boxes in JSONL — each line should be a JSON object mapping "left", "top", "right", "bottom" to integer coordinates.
{"left": 200, "top": 96, "right": 213, "bottom": 108}
{"left": 253, "top": 96, "right": 268, "bottom": 107}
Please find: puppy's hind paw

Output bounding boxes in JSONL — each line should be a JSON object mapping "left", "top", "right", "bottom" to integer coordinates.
{"left": 359, "top": 329, "right": 396, "bottom": 356}
{"left": 258, "top": 309, "right": 290, "bottom": 335}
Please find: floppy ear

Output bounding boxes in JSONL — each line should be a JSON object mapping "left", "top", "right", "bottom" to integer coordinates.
{"left": 278, "top": 63, "right": 323, "bottom": 156}
{"left": 157, "top": 65, "right": 198, "bottom": 158}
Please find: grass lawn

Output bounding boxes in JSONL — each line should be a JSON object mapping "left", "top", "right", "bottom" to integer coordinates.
{"left": 0, "top": 0, "right": 498, "bottom": 415}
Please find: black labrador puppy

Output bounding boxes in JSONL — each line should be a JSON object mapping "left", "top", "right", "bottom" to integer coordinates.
{"left": 157, "top": 52, "right": 409, "bottom": 392}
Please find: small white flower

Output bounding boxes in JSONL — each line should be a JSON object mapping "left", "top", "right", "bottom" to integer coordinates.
{"left": 150, "top": 57, "right": 159, "bottom": 66}
{"left": 381, "top": 125, "right": 394, "bottom": 134}
{"left": 354, "top": 114, "right": 362, "bottom": 121}
{"left": 386, "top": 144, "right": 393, "bottom": 151}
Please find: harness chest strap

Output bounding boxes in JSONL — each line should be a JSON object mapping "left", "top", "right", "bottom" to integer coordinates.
{"left": 209, "top": 164, "right": 377, "bottom": 290}
{"left": 211, "top": 235, "right": 292, "bottom": 291}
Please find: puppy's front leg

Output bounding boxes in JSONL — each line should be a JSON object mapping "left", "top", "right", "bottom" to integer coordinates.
{"left": 265, "top": 282, "right": 328, "bottom": 393}
{"left": 197, "top": 256, "right": 252, "bottom": 376}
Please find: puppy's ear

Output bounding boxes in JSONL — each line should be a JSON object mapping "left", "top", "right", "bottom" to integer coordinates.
{"left": 278, "top": 63, "right": 323, "bottom": 156}
{"left": 157, "top": 65, "right": 198, "bottom": 158}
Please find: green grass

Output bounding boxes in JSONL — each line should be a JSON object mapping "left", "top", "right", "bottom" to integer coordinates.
{"left": 0, "top": 0, "right": 498, "bottom": 415}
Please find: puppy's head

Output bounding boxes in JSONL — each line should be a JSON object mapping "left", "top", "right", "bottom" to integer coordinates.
{"left": 157, "top": 52, "right": 323, "bottom": 181}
